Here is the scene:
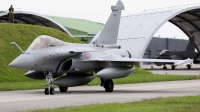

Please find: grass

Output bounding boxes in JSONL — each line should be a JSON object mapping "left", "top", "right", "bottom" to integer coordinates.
{"left": 0, "top": 81, "right": 46, "bottom": 91}
{"left": 29, "top": 95, "right": 200, "bottom": 112}
{"left": 0, "top": 23, "right": 83, "bottom": 84}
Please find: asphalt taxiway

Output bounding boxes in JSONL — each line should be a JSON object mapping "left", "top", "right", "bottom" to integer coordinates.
{"left": 0, "top": 80, "right": 200, "bottom": 112}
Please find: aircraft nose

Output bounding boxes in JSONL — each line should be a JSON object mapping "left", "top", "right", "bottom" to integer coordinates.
{"left": 9, "top": 54, "right": 34, "bottom": 70}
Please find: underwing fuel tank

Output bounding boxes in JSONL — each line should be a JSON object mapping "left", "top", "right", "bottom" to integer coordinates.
{"left": 53, "top": 74, "right": 94, "bottom": 87}
{"left": 96, "top": 66, "right": 134, "bottom": 79}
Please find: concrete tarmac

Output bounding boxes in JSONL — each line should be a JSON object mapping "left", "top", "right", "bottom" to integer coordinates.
{"left": 143, "top": 64, "right": 200, "bottom": 75}
{"left": 149, "top": 70, "right": 200, "bottom": 75}
{"left": 0, "top": 80, "right": 200, "bottom": 112}
{"left": 142, "top": 64, "right": 200, "bottom": 70}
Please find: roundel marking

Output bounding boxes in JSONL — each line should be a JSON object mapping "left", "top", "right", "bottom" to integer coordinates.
{"left": 84, "top": 52, "right": 90, "bottom": 58}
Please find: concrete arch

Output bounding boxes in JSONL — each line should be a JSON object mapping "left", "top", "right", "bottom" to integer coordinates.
{"left": 117, "top": 6, "right": 200, "bottom": 58}
{"left": 0, "top": 11, "right": 73, "bottom": 36}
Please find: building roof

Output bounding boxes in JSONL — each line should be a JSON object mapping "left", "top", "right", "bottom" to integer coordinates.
{"left": 48, "top": 16, "right": 104, "bottom": 37}
{"left": 0, "top": 10, "right": 104, "bottom": 38}
{"left": 0, "top": 11, "right": 73, "bottom": 36}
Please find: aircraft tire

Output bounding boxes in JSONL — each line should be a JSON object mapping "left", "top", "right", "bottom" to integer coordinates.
{"left": 163, "top": 66, "right": 167, "bottom": 70}
{"left": 104, "top": 79, "right": 114, "bottom": 92}
{"left": 50, "top": 88, "right": 55, "bottom": 95}
{"left": 171, "top": 65, "right": 175, "bottom": 70}
{"left": 44, "top": 88, "right": 49, "bottom": 95}
{"left": 59, "top": 87, "right": 68, "bottom": 92}
{"left": 187, "top": 65, "right": 191, "bottom": 69}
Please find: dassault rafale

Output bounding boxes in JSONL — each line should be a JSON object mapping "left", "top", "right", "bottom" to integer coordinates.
{"left": 9, "top": 0, "right": 187, "bottom": 95}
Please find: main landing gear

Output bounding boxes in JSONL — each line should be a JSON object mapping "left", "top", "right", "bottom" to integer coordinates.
{"left": 101, "top": 79, "right": 114, "bottom": 92}
{"left": 59, "top": 87, "right": 68, "bottom": 92}
{"left": 44, "top": 72, "right": 55, "bottom": 95}
{"left": 187, "top": 65, "right": 191, "bottom": 69}
{"left": 171, "top": 65, "right": 175, "bottom": 70}
{"left": 163, "top": 65, "right": 167, "bottom": 70}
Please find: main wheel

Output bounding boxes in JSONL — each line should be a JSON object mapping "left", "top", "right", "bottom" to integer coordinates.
{"left": 171, "top": 65, "right": 175, "bottom": 70}
{"left": 44, "top": 88, "right": 49, "bottom": 95}
{"left": 187, "top": 65, "right": 191, "bottom": 69}
{"left": 163, "top": 66, "right": 167, "bottom": 70}
{"left": 104, "top": 79, "right": 114, "bottom": 92}
{"left": 50, "top": 87, "right": 55, "bottom": 95}
{"left": 59, "top": 87, "right": 68, "bottom": 92}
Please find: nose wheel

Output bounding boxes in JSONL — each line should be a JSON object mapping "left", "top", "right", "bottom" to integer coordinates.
{"left": 45, "top": 87, "right": 55, "bottom": 95}
{"left": 44, "top": 72, "right": 54, "bottom": 95}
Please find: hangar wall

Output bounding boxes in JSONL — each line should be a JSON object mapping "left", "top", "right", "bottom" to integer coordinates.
{"left": 143, "top": 37, "right": 189, "bottom": 59}
{"left": 115, "top": 6, "right": 200, "bottom": 58}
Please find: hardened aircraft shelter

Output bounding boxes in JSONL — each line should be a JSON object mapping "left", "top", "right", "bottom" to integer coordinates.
{"left": 116, "top": 4, "right": 200, "bottom": 58}
{"left": 0, "top": 11, "right": 73, "bottom": 36}
{"left": 0, "top": 10, "right": 103, "bottom": 43}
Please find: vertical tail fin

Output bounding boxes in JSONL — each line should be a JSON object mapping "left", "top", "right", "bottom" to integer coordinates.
{"left": 92, "top": 0, "right": 124, "bottom": 45}
{"left": 185, "top": 35, "right": 195, "bottom": 51}
{"left": 185, "top": 35, "right": 195, "bottom": 57}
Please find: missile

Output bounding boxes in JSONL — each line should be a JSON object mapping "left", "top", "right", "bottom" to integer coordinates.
{"left": 173, "top": 58, "right": 193, "bottom": 66}
{"left": 53, "top": 74, "right": 94, "bottom": 87}
{"left": 96, "top": 66, "right": 134, "bottom": 79}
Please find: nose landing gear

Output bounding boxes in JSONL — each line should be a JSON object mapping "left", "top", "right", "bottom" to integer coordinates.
{"left": 44, "top": 72, "right": 55, "bottom": 95}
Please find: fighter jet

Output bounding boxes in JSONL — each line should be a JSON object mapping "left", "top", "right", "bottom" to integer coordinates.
{"left": 155, "top": 35, "right": 199, "bottom": 70}
{"left": 9, "top": 0, "right": 186, "bottom": 95}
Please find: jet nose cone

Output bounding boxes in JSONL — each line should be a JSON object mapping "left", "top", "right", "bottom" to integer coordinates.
{"left": 9, "top": 54, "right": 34, "bottom": 70}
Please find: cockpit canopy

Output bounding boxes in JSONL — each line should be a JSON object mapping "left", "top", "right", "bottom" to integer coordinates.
{"left": 27, "top": 35, "right": 65, "bottom": 50}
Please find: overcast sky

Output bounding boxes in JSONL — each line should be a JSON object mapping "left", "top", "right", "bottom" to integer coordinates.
{"left": 1, "top": 0, "right": 200, "bottom": 39}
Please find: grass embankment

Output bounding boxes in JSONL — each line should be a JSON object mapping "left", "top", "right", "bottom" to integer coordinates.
{"left": 0, "top": 23, "right": 199, "bottom": 91}
{"left": 30, "top": 95, "right": 200, "bottom": 112}
{"left": 0, "top": 23, "right": 83, "bottom": 90}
